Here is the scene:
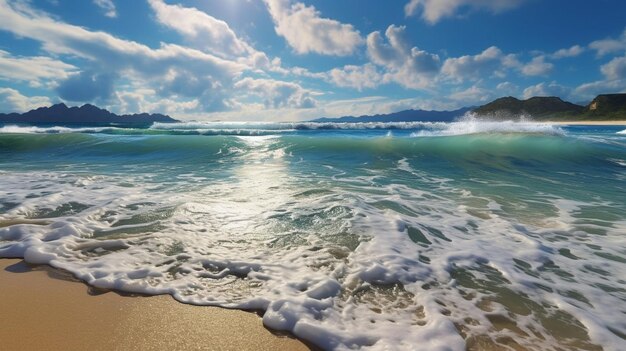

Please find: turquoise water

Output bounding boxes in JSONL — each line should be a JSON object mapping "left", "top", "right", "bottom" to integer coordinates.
{"left": 1, "top": 121, "right": 625, "bottom": 350}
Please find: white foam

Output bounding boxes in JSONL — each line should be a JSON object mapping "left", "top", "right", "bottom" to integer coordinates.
{"left": 0, "top": 125, "right": 119, "bottom": 134}
{"left": 617, "top": 129, "right": 626, "bottom": 135}
{"left": 1, "top": 136, "right": 625, "bottom": 350}
{"left": 151, "top": 121, "right": 446, "bottom": 131}
{"left": 411, "top": 114, "right": 564, "bottom": 137}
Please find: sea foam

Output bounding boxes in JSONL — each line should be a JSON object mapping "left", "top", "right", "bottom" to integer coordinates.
{"left": 0, "top": 125, "right": 119, "bottom": 134}
{"left": 1, "top": 127, "right": 625, "bottom": 350}
{"left": 410, "top": 115, "right": 564, "bottom": 137}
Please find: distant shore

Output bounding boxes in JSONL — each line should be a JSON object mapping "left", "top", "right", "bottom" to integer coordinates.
{"left": 545, "top": 120, "right": 626, "bottom": 125}
{"left": 0, "top": 259, "right": 310, "bottom": 351}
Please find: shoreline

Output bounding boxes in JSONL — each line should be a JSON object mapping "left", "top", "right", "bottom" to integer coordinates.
{"left": 0, "top": 258, "right": 311, "bottom": 351}
{"left": 544, "top": 120, "right": 626, "bottom": 125}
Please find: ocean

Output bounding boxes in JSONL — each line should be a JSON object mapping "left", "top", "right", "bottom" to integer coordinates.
{"left": 1, "top": 119, "right": 625, "bottom": 350}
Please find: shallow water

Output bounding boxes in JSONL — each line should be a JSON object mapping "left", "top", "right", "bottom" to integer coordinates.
{"left": 1, "top": 120, "right": 625, "bottom": 350}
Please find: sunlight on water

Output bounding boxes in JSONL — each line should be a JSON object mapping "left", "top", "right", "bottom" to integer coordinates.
{"left": 1, "top": 122, "right": 625, "bottom": 350}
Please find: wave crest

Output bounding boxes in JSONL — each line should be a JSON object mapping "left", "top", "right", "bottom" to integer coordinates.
{"left": 150, "top": 121, "right": 445, "bottom": 131}
{"left": 0, "top": 125, "right": 120, "bottom": 134}
{"left": 411, "top": 115, "right": 565, "bottom": 137}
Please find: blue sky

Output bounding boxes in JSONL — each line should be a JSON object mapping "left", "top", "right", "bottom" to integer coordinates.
{"left": 0, "top": 0, "right": 625, "bottom": 120}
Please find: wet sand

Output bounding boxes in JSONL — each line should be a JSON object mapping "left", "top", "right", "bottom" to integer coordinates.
{"left": 0, "top": 259, "right": 310, "bottom": 351}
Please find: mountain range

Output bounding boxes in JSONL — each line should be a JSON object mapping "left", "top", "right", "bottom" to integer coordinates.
{"left": 1, "top": 94, "right": 625, "bottom": 125}
{"left": 0, "top": 103, "right": 178, "bottom": 126}
{"left": 313, "top": 93, "right": 626, "bottom": 122}
{"left": 312, "top": 107, "right": 473, "bottom": 123}
{"left": 473, "top": 94, "right": 626, "bottom": 120}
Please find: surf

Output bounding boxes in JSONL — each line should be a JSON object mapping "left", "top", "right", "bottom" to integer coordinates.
{"left": 1, "top": 122, "right": 625, "bottom": 350}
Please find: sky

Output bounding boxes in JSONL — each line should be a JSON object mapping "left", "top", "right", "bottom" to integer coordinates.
{"left": 0, "top": 0, "right": 625, "bottom": 121}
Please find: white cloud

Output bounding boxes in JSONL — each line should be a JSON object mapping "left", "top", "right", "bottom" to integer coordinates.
{"left": 234, "top": 77, "right": 317, "bottom": 109}
{"left": 573, "top": 79, "right": 626, "bottom": 101}
{"left": 206, "top": 94, "right": 471, "bottom": 122}
{"left": 263, "top": 0, "right": 362, "bottom": 56}
{"left": 113, "top": 88, "right": 199, "bottom": 115}
{"left": 317, "top": 96, "right": 451, "bottom": 117}
{"left": 0, "top": 1, "right": 245, "bottom": 72}
{"left": 329, "top": 64, "right": 382, "bottom": 91}
{"left": 405, "top": 0, "right": 525, "bottom": 24}
{"left": 521, "top": 56, "right": 553, "bottom": 76}
{"left": 523, "top": 81, "right": 570, "bottom": 99}
{"left": 601, "top": 55, "right": 626, "bottom": 80}
{"left": 0, "top": 87, "right": 51, "bottom": 113}
{"left": 0, "top": 49, "right": 77, "bottom": 85}
{"left": 572, "top": 53, "right": 626, "bottom": 101}
{"left": 289, "top": 65, "right": 328, "bottom": 80}
{"left": 589, "top": 28, "right": 626, "bottom": 56}
{"left": 366, "top": 25, "right": 440, "bottom": 89}
{"left": 449, "top": 85, "right": 493, "bottom": 104}
{"left": 148, "top": 0, "right": 286, "bottom": 74}
{"left": 570, "top": 28, "right": 626, "bottom": 101}
{"left": 496, "top": 81, "right": 519, "bottom": 95}
{"left": 551, "top": 45, "right": 584, "bottom": 59}
{"left": 0, "top": 0, "right": 247, "bottom": 112}
{"left": 441, "top": 46, "right": 515, "bottom": 82}
{"left": 147, "top": 0, "right": 253, "bottom": 58}
{"left": 93, "top": 0, "right": 117, "bottom": 18}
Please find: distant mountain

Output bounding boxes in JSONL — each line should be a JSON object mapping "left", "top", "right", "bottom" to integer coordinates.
{"left": 473, "top": 94, "right": 626, "bottom": 120}
{"left": 312, "top": 107, "right": 472, "bottom": 123}
{"left": 0, "top": 103, "right": 179, "bottom": 126}
{"left": 585, "top": 94, "right": 626, "bottom": 119}
{"left": 472, "top": 96, "right": 584, "bottom": 119}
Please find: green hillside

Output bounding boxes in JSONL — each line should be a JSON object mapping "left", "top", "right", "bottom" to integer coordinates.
{"left": 473, "top": 94, "right": 626, "bottom": 120}
{"left": 585, "top": 94, "right": 626, "bottom": 119}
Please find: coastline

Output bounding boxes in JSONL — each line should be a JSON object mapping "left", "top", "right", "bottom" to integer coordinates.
{"left": 544, "top": 120, "right": 626, "bottom": 125}
{"left": 0, "top": 258, "right": 310, "bottom": 351}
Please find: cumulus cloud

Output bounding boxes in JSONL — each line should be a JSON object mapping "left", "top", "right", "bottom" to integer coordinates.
{"left": 523, "top": 81, "right": 570, "bottom": 99}
{"left": 573, "top": 54, "right": 626, "bottom": 101}
{"left": 405, "top": 0, "right": 526, "bottom": 24}
{"left": 0, "top": 1, "right": 245, "bottom": 72}
{"left": 441, "top": 46, "right": 516, "bottom": 82}
{"left": 93, "top": 0, "right": 117, "bottom": 18}
{"left": 573, "top": 56, "right": 626, "bottom": 100}
{"left": 589, "top": 28, "right": 626, "bottom": 56}
{"left": 496, "top": 81, "right": 519, "bottom": 95}
{"left": 551, "top": 45, "right": 584, "bottom": 59}
{"left": 0, "top": 0, "right": 247, "bottom": 112}
{"left": 601, "top": 55, "right": 626, "bottom": 80}
{"left": 147, "top": 0, "right": 253, "bottom": 58}
{"left": 521, "top": 56, "right": 553, "bottom": 76}
{"left": 574, "top": 79, "right": 626, "bottom": 101}
{"left": 555, "top": 29, "right": 626, "bottom": 101}
{"left": 449, "top": 85, "right": 494, "bottom": 104}
{"left": 328, "top": 64, "right": 382, "bottom": 91}
{"left": 234, "top": 77, "right": 316, "bottom": 109}
{"left": 366, "top": 25, "right": 440, "bottom": 89}
{"left": 0, "top": 49, "right": 77, "bottom": 86}
{"left": 147, "top": 0, "right": 282, "bottom": 72}
{"left": 263, "top": 0, "right": 362, "bottom": 56}
{"left": 0, "top": 87, "right": 51, "bottom": 113}
{"left": 114, "top": 88, "right": 199, "bottom": 115}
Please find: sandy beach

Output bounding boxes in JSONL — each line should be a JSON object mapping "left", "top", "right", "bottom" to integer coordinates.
{"left": 0, "top": 259, "right": 310, "bottom": 351}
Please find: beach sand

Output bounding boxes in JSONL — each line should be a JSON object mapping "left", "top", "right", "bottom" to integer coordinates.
{"left": 0, "top": 259, "right": 311, "bottom": 351}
